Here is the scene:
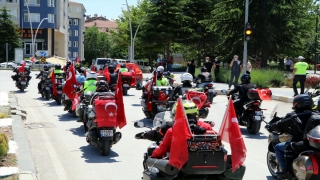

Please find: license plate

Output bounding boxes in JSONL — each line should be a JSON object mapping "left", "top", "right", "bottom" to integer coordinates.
{"left": 21, "top": 81, "right": 26, "bottom": 85}
{"left": 209, "top": 89, "right": 214, "bottom": 92}
{"left": 123, "top": 84, "right": 130, "bottom": 87}
{"left": 57, "top": 91, "right": 62, "bottom": 94}
{"left": 254, "top": 116, "right": 262, "bottom": 121}
{"left": 100, "top": 130, "right": 113, "bottom": 137}
{"left": 255, "top": 111, "right": 262, "bottom": 116}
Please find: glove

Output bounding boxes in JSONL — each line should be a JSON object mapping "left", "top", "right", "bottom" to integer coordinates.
{"left": 142, "top": 130, "right": 163, "bottom": 142}
{"left": 265, "top": 124, "right": 271, "bottom": 132}
{"left": 191, "top": 125, "right": 206, "bottom": 135}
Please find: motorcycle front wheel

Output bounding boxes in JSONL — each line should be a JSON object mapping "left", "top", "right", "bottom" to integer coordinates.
{"left": 246, "top": 119, "right": 261, "bottom": 134}
{"left": 45, "top": 91, "right": 50, "bottom": 100}
{"left": 267, "top": 151, "right": 280, "bottom": 178}
{"left": 56, "top": 94, "right": 62, "bottom": 105}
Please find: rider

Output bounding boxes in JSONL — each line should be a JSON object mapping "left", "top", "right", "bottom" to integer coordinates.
{"left": 12, "top": 61, "right": 32, "bottom": 85}
{"left": 63, "top": 60, "right": 72, "bottom": 72}
{"left": 227, "top": 74, "right": 256, "bottom": 117}
{"left": 108, "top": 65, "right": 118, "bottom": 89}
{"left": 151, "top": 100, "right": 213, "bottom": 158}
{"left": 197, "top": 67, "right": 212, "bottom": 83}
{"left": 169, "top": 73, "right": 193, "bottom": 99}
{"left": 118, "top": 63, "right": 128, "bottom": 72}
{"left": 75, "top": 63, "right": 86, "bottom": 75}
{"left": 36, "top": 65, "right": 51, "bottom": 93}
{"left": 156, "top": 66, "right": 169, "bottom": 86}
{"left": 266, "top": 94, "right": 313, "bottom": 179}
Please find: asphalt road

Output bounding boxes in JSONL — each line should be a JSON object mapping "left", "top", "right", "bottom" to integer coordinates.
{"left": 0, "top": 70, "right": 293, "bottom": 180}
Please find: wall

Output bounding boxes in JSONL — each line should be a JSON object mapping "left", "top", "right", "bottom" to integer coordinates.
{"left": 0, "top": 1, "right": 20, "bottom": 26}
{"left": 55, "top": 0, "right": 68, "bottom": 58}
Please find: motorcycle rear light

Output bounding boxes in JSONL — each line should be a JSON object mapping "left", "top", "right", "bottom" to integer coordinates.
{"left": 248, "top": 89, "right": 257, "bottom": 93}
{"left": 253, "top": 102, "right": 260, "bottom": 106}
{"left": 310, "top": 155, "right": 319, "bottom": 175}
{"left": 207, "top": 84, "right": 213, "bottom": 87}
{"left": 308, "top": 137, "right": 320, "bottom": 144}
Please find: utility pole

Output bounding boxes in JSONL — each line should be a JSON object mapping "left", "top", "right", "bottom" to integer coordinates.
{"left": 242, "top": 0, "right": 249, "bottom": 74}
{"left": 6, "top": 43, "right": 8, "bottom": 67}
{"left": 315, "top": 16, "right": 318, "bottom": 74}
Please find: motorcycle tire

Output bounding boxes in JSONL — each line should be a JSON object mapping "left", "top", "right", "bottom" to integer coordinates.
{"left": 267, "top": 151, "right": 279, "bottom": 178}
{"left": 123, "top": 87, "right": 128, "bottom": 95}
{"left": 56, "top": 94, "right": 62, "bottom": 105}
{"left": 246, "top": 119, "right": 261, "bottom": 134}
{"left": 20, "top": 87, "right": 24, "bottom": 92}
{"left": 100, "top": 138, "right": 111, "bottom": 156}
{"left": 45, "top": 91, "right": 50, "bottom": 100}
{"left": 72, "top": 110, "right": 77, "bottom": 118}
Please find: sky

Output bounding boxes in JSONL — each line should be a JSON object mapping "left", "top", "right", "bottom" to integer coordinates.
{"left": 73, "top": 0, "right": 139, "bottom": 20}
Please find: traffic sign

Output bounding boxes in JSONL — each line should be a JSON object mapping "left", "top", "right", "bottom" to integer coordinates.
{"left": 40, "top": 57, "right": 46, "bottom": 63}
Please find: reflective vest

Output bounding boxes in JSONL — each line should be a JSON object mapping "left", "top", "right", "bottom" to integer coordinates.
{"left": 119, "top": 68, "right": 128, "bottom": 72}
{"left": 156, "top": 78, "right": 169, "bottom": 86}
{"left": 84, "top": 79, "right": 97, "bottom": 93}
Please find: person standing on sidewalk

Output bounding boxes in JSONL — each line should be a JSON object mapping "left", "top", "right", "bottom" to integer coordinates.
{"left": 228, "top": 55, "right": 242, "bottom": 90}
{"left": 292, "top": 56, "right": 308, "bottom": 96}
{"left": 204, "top": 57, "right": 214, "bottom": 73}
{"left": 187, "top": 59, "right": 196, "bottom": 79}
{"left": 246, "top": 60, "right": 252, "bottom": 74}
{"left": 285, "top": 57, "right": 293, "bottom": 71}
{"left": 168, "top": 56, "right": 173, "bottom": 72}
{"left": 213, "top": 57, "right": 221, "bottom": 82}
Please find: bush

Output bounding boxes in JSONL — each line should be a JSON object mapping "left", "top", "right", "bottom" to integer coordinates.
{"left": 0, "top": 134, "right": 9, "bottom": 160}
{"left": 305, "top": 76, "right": 320, "bottom": 88}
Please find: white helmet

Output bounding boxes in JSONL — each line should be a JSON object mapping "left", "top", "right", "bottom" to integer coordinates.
{"left": 86, "top": 71, "right": 97, "bottom": 80}
{"left": 181, "top": 73, "right": 193, "bottom": 82}
{"left": 156, "top": 66, "right": 164, "bottom": 72}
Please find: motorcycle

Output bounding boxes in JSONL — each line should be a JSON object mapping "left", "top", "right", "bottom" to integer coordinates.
{"left": 194, "top": 79, "right": 217, "bottom": 104}
{"left": 120, "top": 72, "right": 135, "bottom": 95}
{"left": 266, "top": 105, "right": 320, "bottom": 180}
{"left": 134, "top": 111, "right": 245, "bottom": 180}
{"left": 54, "top": 76, "right": 64, "bottom": 105}
{"left": 62, "top": 84, "right": 79, "bottom": 118}
{"left": 85, "top": 92, "right": 122, "bottom": 156}
{"left": 221, "top": 88, "right": 266, "bottom": 134}
{"left": 15, "top": 72, "right": 29, "bottom": 92}
{"left": 306, "top": 86, "right": 320, "bottom": 112}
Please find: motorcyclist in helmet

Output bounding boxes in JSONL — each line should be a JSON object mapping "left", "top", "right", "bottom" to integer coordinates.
{"left": 150, "top": 100, "right": 213, "bottom": 158}
{"left": 63, "top": 60, "right": 72, "bottom": 72}
{"left": 266, "top": 94, "right": 313, "bottom": 179}
{"left": 227, "top": 74, "right": 256, "bottom": 117}
{"left": 196, "top": 67, "right": 212, "bottom": 83}
{"left": 36, "top": 65, "right": 51, "bottom": 93}
{"left": 169, "top": 73, "right": 193, "bottom": 100}
{"left": 118, "top": 63, "right": 128, "bottom": 72}
{"left": 95, "top": 80, "right": 109, "bottom": 92}
{"left": 108, "top": 65, "right": 118, "bottom": 90}
{"left": 12, "top": 62, "right": 32, "bottom": 85}
{"left": 155, "top": 66, "right": 169, "bottom": 86}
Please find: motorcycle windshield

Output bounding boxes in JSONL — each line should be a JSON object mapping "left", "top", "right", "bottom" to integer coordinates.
{"left": 270, "top": 103, "right": 279, "bottom": 119}
{"left": 153, "top": 111, "right": 173, "bottom": 128}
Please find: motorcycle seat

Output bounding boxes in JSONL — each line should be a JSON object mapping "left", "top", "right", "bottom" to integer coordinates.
{"left": 243, "top": 100, "right": 256, "bottom": 105}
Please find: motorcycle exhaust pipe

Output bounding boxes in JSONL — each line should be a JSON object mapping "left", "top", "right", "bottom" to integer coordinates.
{"left": 146, "top": 158, "right": 179, "bottom": 175}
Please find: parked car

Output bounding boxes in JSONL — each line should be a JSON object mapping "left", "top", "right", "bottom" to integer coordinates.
{"left": 0, "top": 61, "right": 17, "bottom": 68}
{"left": 25, "top": 60, "right": 32, "bottom": 67}
{"left": 34, "top": 61, "right": 53, "bottom": 68}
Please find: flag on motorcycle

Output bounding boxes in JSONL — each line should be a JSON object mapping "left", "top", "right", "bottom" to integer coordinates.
{"left": 94, "top": 98, "right": 118, "bottom": 127}
{"left": 169, "top": 98, "right": 192, "bottom": 169}
{"left": 186, "top": 90, "right": 207, "bottom": 109}
{"left": 147, "top": 71, "right": 157, "bottom": 100}
{"left": 115, "top": 72, "right": 127, "bottom": 129}
{"left": 121, "top": 71, "right": 136, "bottom": 87}
{"left": 76, "top": 56, "right": 80, "bottom": 64}
{"left": 63, "top": 62, "right": 77, "bottom": 99}
{"left": 103, "top": 66, "right": 110, "bottom": 82}
{"left": 72, "top": 93, "right": 79, "bottom": 111}
{"left": 219, "top": 98, "right": 247, "bottom": 172}
{"left": 51, "top": 71, "right": 57, "bottom": 97}
{"left": 115, "top": 63, "right": 142, "bottom": 86}
{"left": 91, "top": 63, "right": 96, "bottom": 72}
{"left": 256, "top": 88, "right": 272, "bottom": 100}
{"left": 18, "top": 61, "right": 26, "bottom": 73}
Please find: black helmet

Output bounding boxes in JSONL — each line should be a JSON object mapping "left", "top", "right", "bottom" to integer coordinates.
{"left": 66, "top": 61, "right": 72, "bottom": 66}
{"left": 240, "top": 74, "right": 251, "bottom": 83}
{"left": 120, "top": 63, "right": 126, "bottom": 68}
{"left": 96, "top": 80, "right": 109, "bottom": 92}
{"left": 99, "top": 68, "right": 103, "bottom": 71}
{"left": 108, "top": 65, "right": 114, "bottom": 72}
{"left": 55, "top": 64, "right": 61, "bottom": 70}
{"left": 201, "top": 67, "right": 207, "bottom": 72}
{"left": 43, "top": 65, "right": 50, "bottom": 71}
{"left": 293, "top": 94, "right": 313, "bottom": 110}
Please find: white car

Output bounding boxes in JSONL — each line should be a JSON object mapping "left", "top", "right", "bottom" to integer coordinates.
{"left": 0, "top": 61, "right": 17, "bottom": 68}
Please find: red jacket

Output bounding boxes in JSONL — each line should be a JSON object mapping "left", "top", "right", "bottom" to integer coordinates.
{"left": 151, "top": 121, "right": 215, "bottom": 158}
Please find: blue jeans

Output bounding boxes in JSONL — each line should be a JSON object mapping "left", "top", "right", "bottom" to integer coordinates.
{"left": 274, "top": 142, "right": 286, "bottom": 171}
{"left": 168, "top": 64, "right": 172, "bottom": 72}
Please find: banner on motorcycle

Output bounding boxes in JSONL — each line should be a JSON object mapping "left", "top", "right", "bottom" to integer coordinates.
{"left": 72, "top": 93, "right": 79, "bottom": 111}
{"left": 94, "top": 98, "right": 118, "bottom": 128}
{"left": 51, "top": 71, "right": 57, "bottom": 97}
{"left": 115, "top": 72, "right": 127, "bottom": 129}
{"left": 186, "top": 90, "right": 207, "bottom": 109}
{"left": 18, "top": 61, "right": 26, "bottom": 73}
{"left": 103, "top": 67, "right": 110, "bottom": 82}
{"left": 256, "top": 88, "right": 272, "bottom": 100}
{"left": 63, "top": 62, "right": 77, "bottom": 99}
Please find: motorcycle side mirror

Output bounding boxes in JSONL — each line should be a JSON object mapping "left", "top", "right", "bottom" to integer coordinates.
{"left": 145, "top": 77, "right": 150, "bottom": 81}
{"left": 273, "top": 112, "right": 277, "bottom": 119}
{"left": 35, "top": 74, "right": 38, "bottom": 76}
{"left": 134, "top": 121, "right": 145, "bottom": 128}
{"left": 221, "top": 89, "right": 227, "bottom": 93}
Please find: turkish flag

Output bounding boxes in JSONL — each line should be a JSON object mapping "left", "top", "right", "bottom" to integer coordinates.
{"left": 169, "top": 98, "right": 192, "bottom": 169}
{"left": 18, "top": 61, "right": 26, "bottom": 73}
{"left": 219, "top": 98, "right": 247, "bottom": 172}
{"left": 103, "top": 66, "right": 110, "bottom": 82}
{"left": 256, "top": 88, "right": 272, "bottom": 100}
{"left": 51, "top": 71, "right": 57, "bottom": 97}
{"left": 76, "top": 56, "right": 80, "bottom": 63}
{"left": 115, "top": 72, "right": 127, "bottom": 129}
{"left": 147, "top": 71, "right": 157, "bottom": 100}
{"left": 121, "top": 71, "right": 136, "bottom": 87}
{"left": 94, "top": 98, "right": 118, "bottom": 128}
{"left": 72, "top": 93, "right": 79, "bottom": 111}
{"left": 63, "top": 62, "right": 77, "bottom": 99}
{"left": 186, "top": 90, "right": 207, "bottom": 109}
{"left": 115, "top": 63, "right": 142, "bottom": 86}
{"left": 91, "top": 63, "right": 96, "bottom": 72}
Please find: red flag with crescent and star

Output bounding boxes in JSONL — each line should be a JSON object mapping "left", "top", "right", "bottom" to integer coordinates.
{"left": 103, "top": 66, "right": 110, "bottom": 82}
{"left": 63, "top": 62, "right": 77, "bottom": 99}
{"left": 186, "top": 90, "right": 207, "bottom": 109}
{"left": 72, "top": 93, "right": 79, "bottom": 111}
{"left": 115, "top": 72, "right": 127, "bottom": 129}
{"left": 256, "top": 88, "right": 272, "bottom": 100}
{"left": 51, "top": 71, "right": 57, "bottom": 97}
{"left": 18, "top": 61, "right": 26, "bottom": 73}
{"left": 94, "top": 98, "right": 118, "bottom": 128}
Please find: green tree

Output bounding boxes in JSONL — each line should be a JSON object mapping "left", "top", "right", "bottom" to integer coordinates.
{"left": 84, "top": 26, "right": 110, "bottom": 65}
{"left": 0, "top": 6, "right": 21, "bottom": 62}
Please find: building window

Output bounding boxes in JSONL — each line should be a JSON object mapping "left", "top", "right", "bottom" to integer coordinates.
{"left": 24, "top": 13, "right": 40, "bottom": 22}
{"left": 68, "top": 7, "right": 71, "bottom": 13}
{"left": 73, "top": 19, "right": 78, "bottom": 26}
{"left": 69, "top": 19, "right": 72, "bottom": 25}
{"left": 48, "top": 14, "right": 54, "bottom": 23}
{"left": 24, "top": 0, "right": 40, "bottom": 6}
{"left": 68, "top": 30, "right": 71, "bottom": 36}
{"left": 73, "top": 52, "right": 78, "bottom": 58}
{"left": 2, "top": 0, "right": 18, "bottom": 3}
{"left": 47, "top": 0, "right": 54, "bottom": 7}
{"left": 76, "top": 7, "right": 81, "bottom": 13}
{"left": 68, "top": 41, "right": 71, "bottom": 47}
{"left": 74, "top": 30, "right": 78, "bottom": 36}
{"left": 73, "top": 41, "right": 78, "bottom": 47}
{"left": 7, "top": 8, "right": 18, "bottom": 20}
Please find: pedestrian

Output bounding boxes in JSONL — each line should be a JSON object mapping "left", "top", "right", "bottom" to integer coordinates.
{"left": 292, "top": 56, "right": 308, "bottom": 96}
{"left": 168, "top": 56, "right": 173, "bottom": 72}
{"left": 204, "top": 57, "right": 214, "bottom": 73}
{"left": 157, "top": 56, "right": 162, "bottom": 67}
{"left": 246, "top": 60, "right": 252, "bottom": 74}
{"left": 162, "top": 57, "right": 167, "bottom": 71}
{"left": 187, "top": 59, "right": 196, "bottom": 79}
{"left": 213, "top": 57, "right": 221, "bottom": 82}
{"left": 228, "top": 55, "right": 242, "bottom": 90}
{"left": 285, "top": 57, "right": 293, "bottom": 71}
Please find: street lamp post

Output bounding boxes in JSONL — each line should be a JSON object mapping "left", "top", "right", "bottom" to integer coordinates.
{"left": 24, "top": 0, "right": 34, "bottom": 61}
{"left": 132, "top": 16, "right": 147, "bottom": 61}
{"left": 125, "top": 0, "right": 133, "bottom": 62}
{"left": 242, "top": 0, "right": 249, "bottom": 74}
{"left": 197, "top": 27, "right": 202, "bottom": 67}
{"left": 34, "top": 18, "right": 48, "bottom": 70}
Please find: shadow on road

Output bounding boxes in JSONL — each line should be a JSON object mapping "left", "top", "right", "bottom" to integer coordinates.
{"left": 33, "top": 97, "right": 46, "bottom": 101}
{"left": 240, "top": 128, "right": 268, "bottom": 140}
{"left": 79, "top": 145, "right": 120, "bottom": 163}
{"left": 57, "top": 113, "right": 76, "bottom": 121}
{"left": 131, "top": 104, "right": 141, "bottom": 107}
{"left": 124, "top": 94, "right": 135, "bottom": 97}
{"left": 69, "top": 126, "right": 85, "bottom": 137}
{"left": 266, "top": 175, "right": 276, "bottom": 180}
{"left": 135, "top": 118, "right": 153, "bottom": 127}
{"left": 14, "top": 90, "right": 28, "bottom": 93}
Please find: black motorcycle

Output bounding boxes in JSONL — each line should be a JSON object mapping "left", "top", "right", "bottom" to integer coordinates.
{"left": 54, "top": 76, "right": 64, "bottom": 105}
{"left": 15, "top": 72, "right": 29, "bottom": 92}
{"left": 194, "top": 79, "right": 217, "bottom": 104}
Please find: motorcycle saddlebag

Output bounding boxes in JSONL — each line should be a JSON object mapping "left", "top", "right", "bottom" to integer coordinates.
{"left": 247, "top": 89, "right": 261, "bottom": 100}
{"left": 152, "top": 86, "right": 172, "bottom": 101}
{"left": 94, "top": 97, "right": 118, "bottom": 128}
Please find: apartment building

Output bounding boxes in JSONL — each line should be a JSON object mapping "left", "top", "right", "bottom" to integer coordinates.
{"left": 84, "top": 14, "right": 117, "bottom": 33}
{"left": 68, "top": 1, "right": 85, "bottom": 61}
